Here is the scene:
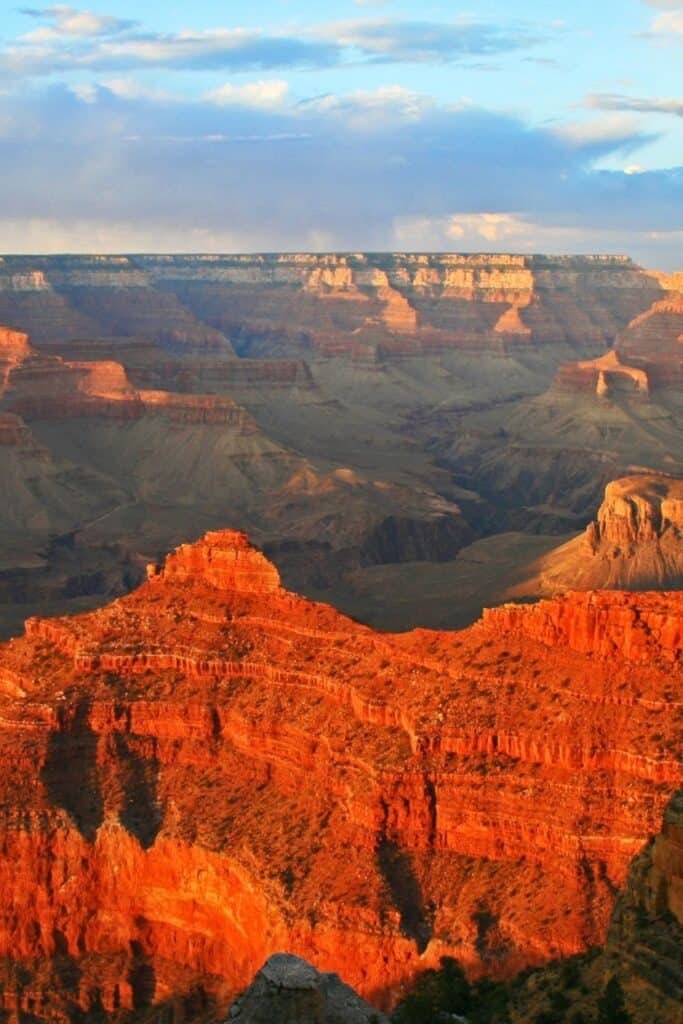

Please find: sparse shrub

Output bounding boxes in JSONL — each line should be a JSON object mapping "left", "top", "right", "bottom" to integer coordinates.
{"left": 549, "top": 989, "right": 571, "bottom": 1012}
{"left": 597, "top": 976, "right": 630, "bottom": 1024}
{"left": 559, "top": 957, "right": 582, "bottom": 989}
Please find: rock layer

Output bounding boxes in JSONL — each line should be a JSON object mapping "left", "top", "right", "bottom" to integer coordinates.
{"left": 0, "top": 253, "right": 665, "bottom": 356}
{"left": 523, "top": 474, "right": 683, "bottom": 594}
{"left": 0, "top": 530, "right": 679, "bottom": 1017}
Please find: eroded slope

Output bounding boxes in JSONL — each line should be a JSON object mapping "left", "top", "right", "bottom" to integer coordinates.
{"left": 0, "top": 530, "right": 679, "bottom": 1018}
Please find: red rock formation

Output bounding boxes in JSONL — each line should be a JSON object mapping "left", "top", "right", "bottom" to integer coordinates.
{"left": 147, "top": 530, "right": 282, "bottom": 593}
{"left": 520, "top": 474, "right": 683, "bottom": 595}
{"left": 599, "top": 785, "right": 683, "bottom": 1022}
{"left": 0, "top": 327, "right": 31, "bottom": 363}
{"left": 555, "top": 350, "right": 650, "bottom": 397}
{"left": 481, "top": 589, "right": 681, "bottom": 664}
{"left": 0, "top": 530, "right": 679, "bottom": 1017}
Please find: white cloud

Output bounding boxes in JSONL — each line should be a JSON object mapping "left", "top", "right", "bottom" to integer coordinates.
{"left": 5, "top": 13, "right": 543, "bottom": 79}
{"left": 585, "top": 92, "right": 683, "bottom": 117}
{"left": 648, "top": 10, "right": 683, "bottom": 34}
{"left": 301, "top": 85, "right": 432, "bottom": 124}
{"left": 313, "top": 17, "right": 541, "bottom": 62}
{"left": 68, "top": 81, "right": 97, "bottom": 103}
{"left": 555, "top": 113, "right": 646, "bottom": 145}
{"left": 205, "top": 79, "right": 289, "bottom": 109}
{"left": 446, "top": 212, "right": 534, "bottom": 243}
{"left": 393, "top": 212, "right": 683, "bottom": 267}
{"left": 21, "top": 6, "right": 134, "bottom": 39}
{"left": 104, "top": 78, "right": 174, "bottom": 102}
{"left": 0, "top": 82, "right": 680, "bottom": 269}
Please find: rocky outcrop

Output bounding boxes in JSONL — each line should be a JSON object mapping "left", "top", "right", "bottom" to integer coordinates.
{"left": 522, "top": 475, "right": 683, "bottom": 594}
{"left": 555, "top": 349, "right": 651, "bottom": 398}
{"left": 0, "top": 257, "right": 234, "bottom": 352}
{"left": 148, "top": 530, "right": 282, "bottom": 594}
{"left": 0, "top": 413, "right": 46, "bottom": 452}
{"left": 618, "top": 274, "right": 683, "bottom": 356}
{"left": 481, "top": 588, "right": 681, "bottom": 663}
{"left": 597, "top": 786, "right": 683, "bottom": 1022}
{"left": 227, "top": 954, "right": 389, "bottom": 1023}
{"left": 0, "top": 327, "right": 31, "bottom": 364}
{"left": 0, "top": 530, "right": 679, "bottom": 1018}
{"left": 590, "top": 475, "right": 683, "bottom": 551}
{"left": 2, "top": 352, "right": 259, "bottom": 427}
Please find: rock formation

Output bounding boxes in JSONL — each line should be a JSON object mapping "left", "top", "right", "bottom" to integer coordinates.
{"left": 618, "top": 269, "right": 683, "bottom": 357}
{"left": 0, "top": 251, "right": 679, "bottom": 637}
{"left": 0, "top": 529, "right": 679, "bottom": 1019}
{"left": 555, "top": 349, "right": 651, "bottom": 398}
{"left": 0, "top": 321, "right": 482, "bottom": 636}
{"left": 602, "top": 785, "right": 683, "bottom": 1021}
{"left": 0, "top": 253, "right": 665, "bottom": 357}
{"left": 226, "top": 954, "right": 389, "bottom": 1024}
{"left": 522, "top": 474, "right": 683, "bottom": 594}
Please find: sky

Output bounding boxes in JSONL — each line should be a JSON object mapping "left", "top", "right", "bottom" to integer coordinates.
{"left": 0, "top": 1, "right": 681, "bottom": 266}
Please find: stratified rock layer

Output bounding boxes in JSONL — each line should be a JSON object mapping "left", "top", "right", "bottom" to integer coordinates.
{"left": 524, "top": 474, "right": 683, "bottom": 594}
{"left": 0, "top": 253, "right": 665, "bottom": 355}
{"left": 0, "top": 530, "right": 680, "bottom": 1018}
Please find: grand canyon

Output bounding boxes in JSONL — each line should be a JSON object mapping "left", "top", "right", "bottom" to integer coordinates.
{"left": 0, "top": 251, "right": 680, "bottom": 1023}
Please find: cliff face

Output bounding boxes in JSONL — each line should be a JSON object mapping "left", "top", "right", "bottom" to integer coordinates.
{"left": 0, "top": 253, "right": 679, "bottom": 642}
{"left": 0, "top": 530, "right": 680, "bottom": 1019}
{"left": 523, "top": 475, "right": 683, "bottom": 594}
{"left": 0, "top": 258, "right": 234, "bottom": 353}
{"left": 0, "top": 253, "right": 664, "bottom": 357}
{"left": 597, "top": 786, "right": 683, "bottom": 1022}
{"left": 618, "top": 270, "right": 683, "bottom": 356}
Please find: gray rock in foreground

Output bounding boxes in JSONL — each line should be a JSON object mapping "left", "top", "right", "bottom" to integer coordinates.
{"left": 226, "top": 953, "right": 389, "bottom": 1024}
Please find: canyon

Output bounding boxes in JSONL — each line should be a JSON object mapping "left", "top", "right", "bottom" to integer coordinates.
{"left": 0, "top": 528, "right": 679, "bottom": 1021}
{"left": 0, "top": 252, "right": 680, "bottom": 636}
{"left": 0, "top": 251, "right": 680, "bottom": 1020}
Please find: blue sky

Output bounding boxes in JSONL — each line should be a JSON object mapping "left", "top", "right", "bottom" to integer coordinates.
{"left": 0, "top": 1, "right": 681, "bottom": 265}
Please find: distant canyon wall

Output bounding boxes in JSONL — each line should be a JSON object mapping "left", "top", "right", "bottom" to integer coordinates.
{"left": 0, "top": 252, "right": 668, "bottom": 357}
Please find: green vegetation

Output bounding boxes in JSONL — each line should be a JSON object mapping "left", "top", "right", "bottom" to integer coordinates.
{"left": 597, "top": 977, "right": 631, "bottom": 1024}
{"left": 391, "top": 957, "right": 510, "bottom": 1024}
{"left": 391, "top": 951, "right": 634, "bottom": 1024}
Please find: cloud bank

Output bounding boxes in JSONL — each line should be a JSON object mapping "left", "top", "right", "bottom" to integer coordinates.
{"left": 0, "top": 83, "right": 679, "bottom": 266}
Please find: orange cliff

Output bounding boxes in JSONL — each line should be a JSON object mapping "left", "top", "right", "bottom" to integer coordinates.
{"left": 0, "top": 529, "right": 680, "bottom": 1017}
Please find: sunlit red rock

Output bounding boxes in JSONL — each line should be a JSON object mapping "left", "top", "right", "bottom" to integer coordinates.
{"left": 0, "top": 530, "right": 679, "bottom": 1017}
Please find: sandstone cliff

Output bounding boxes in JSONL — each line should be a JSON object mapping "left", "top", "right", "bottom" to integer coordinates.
{"left": 521, "top": 474, "right": 683, "bottom": 594}
{"left": 0, "top": 530, "right": 679, "bottom": 1019}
